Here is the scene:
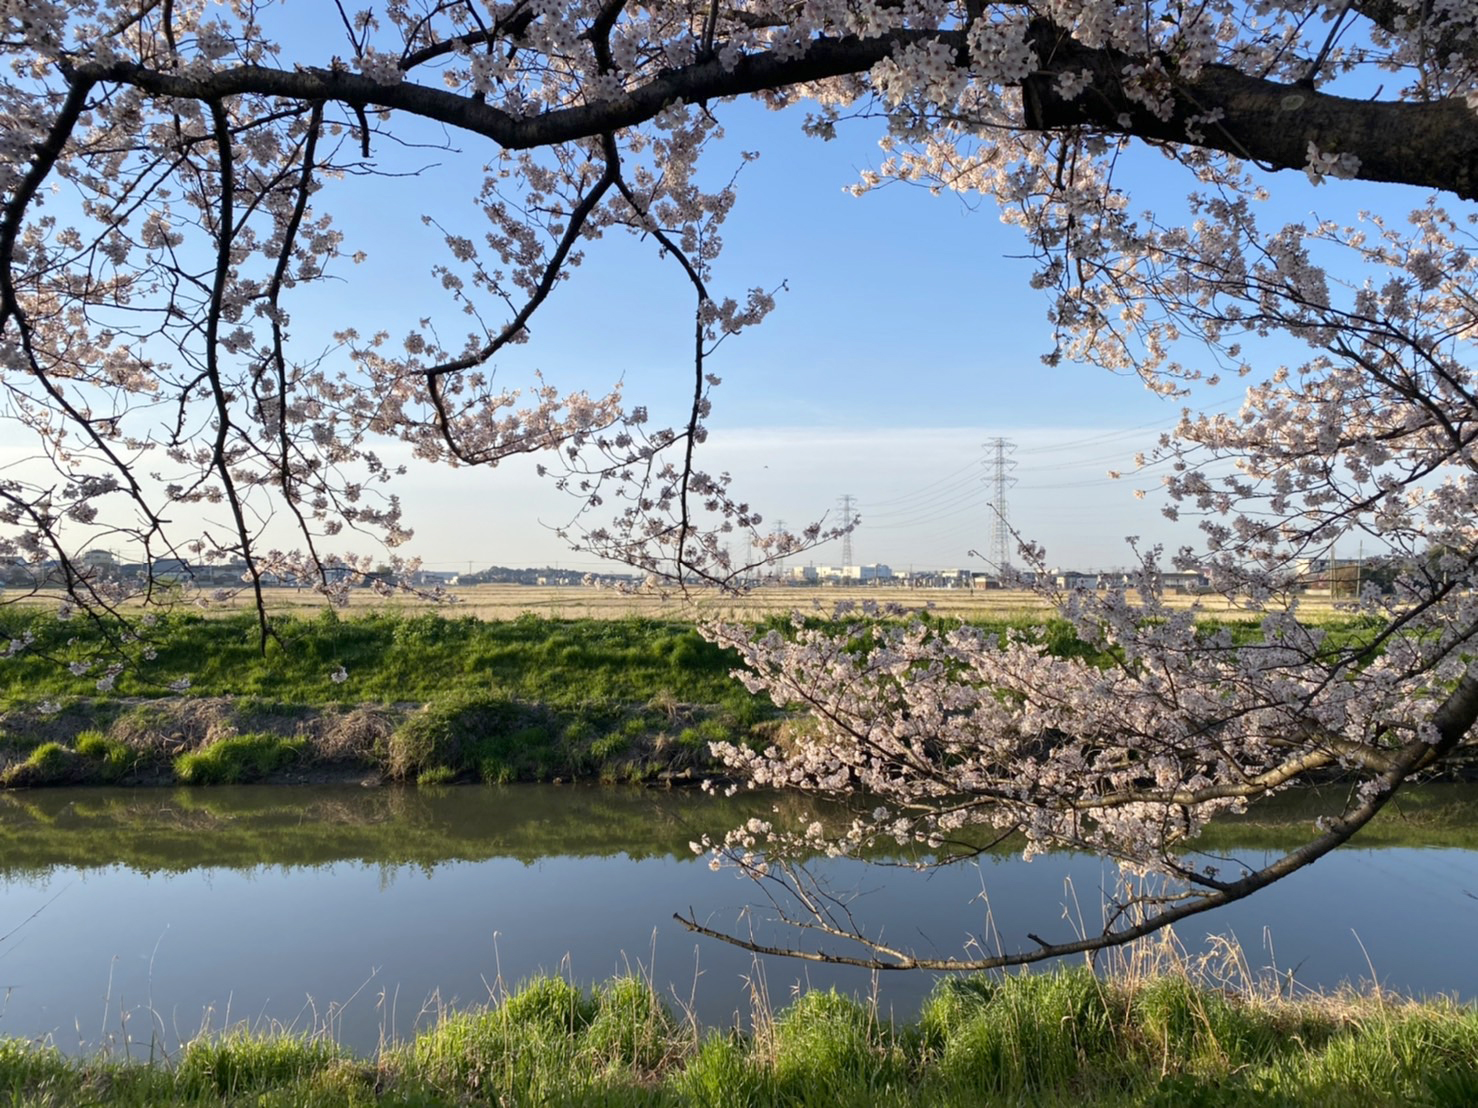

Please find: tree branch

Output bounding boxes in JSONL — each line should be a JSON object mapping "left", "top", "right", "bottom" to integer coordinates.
{"left": 1021, "top": 18, "right": 1478, "bottom": 199}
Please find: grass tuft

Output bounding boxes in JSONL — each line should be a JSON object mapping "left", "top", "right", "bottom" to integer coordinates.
{"left": 584, "top": 976, "right": 678, "bottom": 1071}
{"left": 74, "top": 729, "right": 137, "bottom": 781}
{"left": 174, "top": 1033, "right": 342, "bottom": 1098}
{"left": 388, "top": 693, "right": 556, "bottom": 783}
{"left": 768, "top": 989, "right": 904, "bottom": 1105}
{"left": 0, "top": 741, "right": 81, "bottom": 787}
{"left": 173, "top": 734, "right": 307, "bottom": 784}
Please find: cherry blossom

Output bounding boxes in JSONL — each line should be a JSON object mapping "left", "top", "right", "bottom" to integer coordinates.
{"left": 1, "top": 0, "right": 1476, "bottom": 966}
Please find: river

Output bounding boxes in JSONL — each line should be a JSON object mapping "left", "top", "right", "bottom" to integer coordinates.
{"left": 0, "top": 784, "right": 1474, "bottom": 1054}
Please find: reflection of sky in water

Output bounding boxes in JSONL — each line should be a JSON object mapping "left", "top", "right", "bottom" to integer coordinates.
{"left": 1, "top": 845, "right": 1475, "bottom": 1055}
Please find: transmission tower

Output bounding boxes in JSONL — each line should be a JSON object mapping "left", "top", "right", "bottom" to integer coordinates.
{"left": 837, "top": 493, "right": 858, "bottom": 566}
{"left": 984, "top": 437, "right": 1018, "bottom": 572}
{"left": 772, "top": 518, "right": 787, "bottom": 580}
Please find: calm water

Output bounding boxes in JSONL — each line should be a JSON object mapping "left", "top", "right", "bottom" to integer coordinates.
{"left": 0, "top": 785, "right": 1475, "bottom": 1054}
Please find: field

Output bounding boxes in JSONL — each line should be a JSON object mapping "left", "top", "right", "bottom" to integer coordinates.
{"left": 43, "top": 583, "right": 1349, "bottom": 622}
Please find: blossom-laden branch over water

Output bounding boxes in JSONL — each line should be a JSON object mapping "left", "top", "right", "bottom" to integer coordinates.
{"left": 3, "top": 0, "right": 1478, "bottom": 965}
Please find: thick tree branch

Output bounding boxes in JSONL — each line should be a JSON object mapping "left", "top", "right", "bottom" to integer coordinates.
{"left": 1022, "top": 18, "right": 1478, "bottom": 199}
{"left": 69, "top": 21, "right": 1478, "bottom": 201}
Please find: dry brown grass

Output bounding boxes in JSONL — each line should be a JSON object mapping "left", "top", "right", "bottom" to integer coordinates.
{"left": 13, "top": 584, "right": 1347, "bottom": 622}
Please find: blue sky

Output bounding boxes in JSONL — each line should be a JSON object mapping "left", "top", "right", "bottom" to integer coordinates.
{"left": 8, "top": 37, "right": 1406, "bottom": 575}
{"left": 278, "top": 97, "right": 1248, "bottom": 573}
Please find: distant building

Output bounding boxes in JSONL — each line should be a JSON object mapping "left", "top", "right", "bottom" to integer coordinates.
{"left": 908, "top": 568, "right": 977, "bottom": 589}
{"left": 1159, "top": 569, "right": 1210, "bottom": 592}
{"left": 1052, "top": 571, "right": 1098, "bottom": 590}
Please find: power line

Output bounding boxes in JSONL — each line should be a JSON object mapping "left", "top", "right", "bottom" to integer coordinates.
{"left": 866, "top": 457, "right": 984, "bottom": 507}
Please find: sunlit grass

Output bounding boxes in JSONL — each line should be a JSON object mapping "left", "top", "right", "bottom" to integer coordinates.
{"left": 0, "top": 966, "right": 1472, "bottom": 1105}
{"left": 0, "top": 608, "right": 755, "bottom": 705}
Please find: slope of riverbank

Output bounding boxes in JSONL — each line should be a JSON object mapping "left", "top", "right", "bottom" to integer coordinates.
{"left": 3, "top": 607, "right": 1470, "bottom": 788}
{"left": 0, "top": 611, "right": 781, "bottom": 787}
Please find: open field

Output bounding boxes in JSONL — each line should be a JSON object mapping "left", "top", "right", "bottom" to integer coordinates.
{"left": 14, "top": 584, "right": 1351, "bottom": 622}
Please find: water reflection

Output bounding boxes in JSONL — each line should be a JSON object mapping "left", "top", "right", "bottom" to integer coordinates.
{"left": 0, "top": 785, "right": 1474, "bottom": 1055}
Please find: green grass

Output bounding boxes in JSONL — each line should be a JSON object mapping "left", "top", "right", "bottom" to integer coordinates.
{"left": 0, "top": 611, "right": 785, "bottom": 787}
{"left": 74, "top": 729, "right": 137, "bottom": 781}
{"left": 0, "top": 607, "right": 1388, "bottom": 710}
{"left": 174, "top": 734, "right": 309, "bottom": 784}
{"left": 0, "top": 969, "right": 1473, "bottom": 1105}
{"left": 0, "top": 610, "right": 754, "bottom": 708}
{"left": 0, "top": 740, "right": 79, "bottom": 787}
{"left": 1, "top": 608, "right": 1464, "bottom": 790}
{"left": 387, "top": 692, "right": 559, "bottom": 783}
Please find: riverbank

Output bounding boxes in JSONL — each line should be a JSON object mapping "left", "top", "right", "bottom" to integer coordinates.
{"left": 0, "top": 608, "right": 1087, "bottom": 788}
{"left": 3, "top": 607, "right": 1469, "bottom": 788}
{"left": 1, "top": 966, "right": 1473, "bottom": 1106}
{"left": 0, "top": 611, "right": 784, "bottom": 787}
{"left": 0, "top": 692, "right": 757, "bottom": 788}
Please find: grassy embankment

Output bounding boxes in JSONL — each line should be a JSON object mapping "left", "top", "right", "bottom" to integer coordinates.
{"left": 0, "top": 966, "right": 1474, "bottom": 1106}
{"left": 0, "top": 609, "right": 784, "bottom": 787}
{"left": 0, "top": 606, "right": 1413, "bottom": 789}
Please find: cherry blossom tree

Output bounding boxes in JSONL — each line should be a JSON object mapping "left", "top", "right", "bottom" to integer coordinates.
{"left": 3, "top": 1, "right": 1478, "bottom": 964}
